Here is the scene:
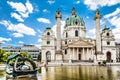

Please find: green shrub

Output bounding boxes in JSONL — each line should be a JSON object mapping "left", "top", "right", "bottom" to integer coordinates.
{"left": 98, "top": 62, "right": 101, "bottom": 66}
{"left": 102, "top": 60, "right": 106, "bottom": 65}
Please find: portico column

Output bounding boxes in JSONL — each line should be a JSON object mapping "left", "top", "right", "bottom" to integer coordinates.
{"left": 87, "top": 48, "right": 89, "bottom": 60}
{"left": 69, "top": 48, "right": 72, "bottom": 63}
{"left": 91, "top": 48, "right": 93, "bottom": 60}
{"left": 83, "top": 48, "right": 85, "bottom": 60}
{"left": 73, "top": 48, "right": 75, "bottom": 60}
{"left": 92, "top": 48, "right": 94, "bottom": 60}
{"left": 77, "top": 48, "right": 79, "bottom": 60}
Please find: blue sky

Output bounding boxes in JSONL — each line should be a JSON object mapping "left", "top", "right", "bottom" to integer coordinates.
{"left": 0, "top": 0, "right": 120, "bottom": 47}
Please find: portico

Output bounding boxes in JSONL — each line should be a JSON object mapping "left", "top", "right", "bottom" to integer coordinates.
{"left": 67, "top": 39, "right": 95, "bottom": 62}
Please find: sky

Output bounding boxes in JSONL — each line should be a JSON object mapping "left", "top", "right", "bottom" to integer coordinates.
{"left": 0, "top": 0, "right": 120, "bottom": 48}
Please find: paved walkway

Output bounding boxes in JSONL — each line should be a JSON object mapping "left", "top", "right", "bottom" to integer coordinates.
{"left": 0, "top": 64, "right": 5, "bottom": 70}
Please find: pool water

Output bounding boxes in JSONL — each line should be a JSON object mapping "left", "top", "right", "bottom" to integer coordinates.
{"left": 0, "top": 66, "right": 120, "bottom": 80}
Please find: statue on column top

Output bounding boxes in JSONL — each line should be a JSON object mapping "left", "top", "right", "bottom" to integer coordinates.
{"left": 55, "top": 8, "right": 62, "bottom": 19}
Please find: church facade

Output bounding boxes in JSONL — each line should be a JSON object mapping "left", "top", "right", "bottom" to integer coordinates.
{"left": 41, "top": 8, "right": 116, "bottom": 63}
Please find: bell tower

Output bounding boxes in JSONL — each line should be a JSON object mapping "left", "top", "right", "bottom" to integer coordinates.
{"left": 55, "top": 9, "right": 62, "bottom": 51}
{"left": 94, "top": 9, "right": 102, "bottom": 54}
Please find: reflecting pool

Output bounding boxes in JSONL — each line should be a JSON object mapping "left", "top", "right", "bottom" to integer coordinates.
{"left": 1, "top": 66, "right": 120, "bottom": 80}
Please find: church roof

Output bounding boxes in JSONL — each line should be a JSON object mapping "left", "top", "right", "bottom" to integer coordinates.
{"left": 65, "top": 7, "right": 85, "bottom": 28}
{"left": 46, "top": 27, "right": 51, "bottom": 29}
{"left": 102, "top": 25, "right": 110, "bottom": 31}
{"left": 68, "top": 39, "right": 95, "bottom": 48}
{"left": 102, "top": 27, "right": 110, "bottom": 31}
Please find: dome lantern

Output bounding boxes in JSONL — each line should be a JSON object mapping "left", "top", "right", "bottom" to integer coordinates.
{"left": 72, "top": 7, "right": 76, "bottom": 15}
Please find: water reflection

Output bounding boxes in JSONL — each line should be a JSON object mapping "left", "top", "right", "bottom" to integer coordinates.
{"left": 41, "top": 66, "right": 120, "bottom": 80}
{"left": 1, "top": 66, "right": 120, "bottom": 80}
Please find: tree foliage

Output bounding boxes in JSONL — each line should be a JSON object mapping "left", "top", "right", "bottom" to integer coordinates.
{"left": 0, "top": 48, "right": 6, "bottom": 62}
{"left": 3, "top": 52, "right": 13, "bottom": 62}
{"left": 20, "top": 52, "right": 32, "bottom": 59}
{"left": 37, "top": 52, "right": 41, "bottom": 61}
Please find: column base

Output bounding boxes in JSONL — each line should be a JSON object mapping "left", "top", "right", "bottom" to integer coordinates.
{"left": 69, "top": 60, "right": 72, "bottom": 63}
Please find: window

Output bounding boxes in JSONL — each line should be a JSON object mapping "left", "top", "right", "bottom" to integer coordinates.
{"left": 75, "top": 30, "right": 78, "bottom": 37}
{"left": 106, "top": 33, "right": 109, "bottom": 36}
{"left": 66, "top": 32, "right": 68, "bottom": 38}
{"left": 81, "top": 23, "right": 83, "bottom": 26}
{"left": 65, "top": 49, "right": 67, "bottom": 55}
{"left": 79, "top": 48, "right": 81, "bottom": 52}
{"left": 75, "top": 21, "right": 78, "bottom": 25}
{"left": 47, "top": 41, "right": 50, "bottom": 44}
{"left": 107, "top": 41, "right": 110, "bottom": 45}
{"left": 65, "top": 41, "right": 67, "bottom": 44}
{"left": 47, "top": 32, "right": 50, "bottom": 35}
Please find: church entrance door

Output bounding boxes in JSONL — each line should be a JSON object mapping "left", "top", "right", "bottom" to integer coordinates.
{"left": 106, "top": 51, "right": 111, "bottom": 62}
{"left": 46, "top": 51, "right": 51, "bottom": 63}
{"left": 79, "top": 54, "right": 81, "bottom": 60}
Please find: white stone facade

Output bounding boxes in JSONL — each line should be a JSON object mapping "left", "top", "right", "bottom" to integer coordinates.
{"left": 41, "top": 8, "right": 117, "bottom": 63}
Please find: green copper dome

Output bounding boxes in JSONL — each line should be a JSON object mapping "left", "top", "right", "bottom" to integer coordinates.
{"left": 65, "top": 8, "right": 85, "bottom": 28}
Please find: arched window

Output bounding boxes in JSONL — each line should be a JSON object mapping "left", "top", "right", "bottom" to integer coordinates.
{"left": 75, "top": 21, "right": 78, "bottom": 25}
{"left": 46, "top": 51, "right": 51, "bottom": 61}
{"left": 106, "top": 33, "right": 109, "bottom": 36}
{"left": 75, "top": 30, "right": 78, "bottom": 37}
{"left": 65, "top": 41, "right": 67, "bottom": 44}
{"left": 47, "top": 32, "right": 50, "bottom": 35}
{"left": 106, "top": 51, "right": 111, "bottom": 62}
{"left": 47, "top": 41, "right": 50, "bottom": 44}
{"left": 107, "top": 41, "right": 110, "bottom": 45}
{"left": 65, "top": 49, "right": 67, "bottom": 55}
{"left": 66, "top": 32, "right": 68, "bottom": 38}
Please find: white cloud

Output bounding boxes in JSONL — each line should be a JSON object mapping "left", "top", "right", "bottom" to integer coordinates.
{"left": 19, "top": 12, "right": 29, "bottom": 18}
{"left": 38, "top": 38, "right": 42, "bottom": 43}
{"left": 38, "top": 29, "right": 42, "bottom": 34}
{"left": 87, "top": 28, "right": 96, "bottom": 39}
{"left": 107, "top": 0, "right": 120, "bottom": 6}
{"left": 88, "top": 28, "right": 95, "bottom": 35}
{"left": 76, "top": 1, "right": 80, "bottom": 4}
{"left": 18, "top": 41, "right": 24, "bottom": 44}
{"left": 13, "top": 33, "right": 24, "bottom": 38}
{"left": 100, "top": 19, "right": 105, "bottom": 26}
{"left": 7, "top": 0, "right": 34, "bottom": 22}
{"left": 52, "top": 21, "right": 65, "bottom": 37}
{"left": 0, "top": 37, "right": 12, "bottom": 43}
{"left": 47, "top": 0, "right": 55, "bottom": 4}
{"left": 25, "top": 0, "right": 33, "bottom": 13}
{"left": 104, "top": 8, "right": 120, "bottom": 19}
{"left": 11, "top": 13, "right": 24, "bottom": 22}
{"left": 34, "top": 5, "right": 39, "bottom": 12}
{"left": 0, "top": 20, "right": 36, "bottom": 37}
{"left": 37, "top": 29, "right": 43, "bottom": 37}
{"left": 86, "top": 16, "right": 89, "bottom": 19}
{"left": 109, "top": 16, "right": 120, "bottom": 28}
{"left": 84, "top": 0, "right": 120, "bottom": 10}
{"left": 7, "top": 1, "right": 26, "bottom": 13}
{"left": 43, "top": 9, "right": 49, "bottom": 13}
{"left": 37, "top": 18, "right": 51, "bottom": 24}
{"left": 104, "top": 8, "right": 120, "bottom": 43}
{"left": 35, "top": 44, "right": 41, "bottom": 49}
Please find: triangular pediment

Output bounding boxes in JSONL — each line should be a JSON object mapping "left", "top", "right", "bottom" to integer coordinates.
{"left": 68, "top": 39, "right": 95, "bottom": 47}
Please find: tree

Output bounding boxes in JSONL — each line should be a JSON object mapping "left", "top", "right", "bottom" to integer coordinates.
{"left": 0, "top": 49, "right": 6, "bottom": 62}
{"left": 37, "top": 52, "right": 41, "bottom": 61}
{"left": 20, "top": 52, "right": 32, "bottom": 59}
{"left": 3, "top": 52, "right": 13, "bottom": 62}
